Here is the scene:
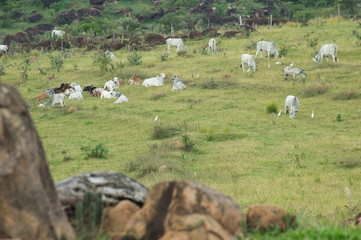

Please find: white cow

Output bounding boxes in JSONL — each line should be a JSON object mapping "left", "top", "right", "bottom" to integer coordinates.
{"left": 0, "top": 45, "right": 8, "bottom": 55}
{"left": 114, "top": 93, "right": 129, "bottom": 103}
{"left": 70, "top": 82, "right": 83, "bottom": 92}
{"left": 105, "top": 50, "right": 115, "bottom": 59}
{"left": 39, "top": 87, "right": 66, "bottom": 107}
{"left": 313, "top": 44, "right": 338, "bottom": 62}
{"left": 256, "top": 41, "right": 279, "bottom": 59}
{"left": 104, "top": 77, "right": 120, "bottom": 89}
{"left": 284, "top": 95, "right": 300, "bottom": 119}
{"left": 51, "top": 30, "right": 65, "bottom": 38}
{"left": 142, "top": 73, "right": 166, "bottom": 87}
{"left": 166, "top": 38, "right": 187, "bottom": 53}
{"left": 208, "top": 39, "right": 218, "bottom": 52}
{"left": 284, "top": 67, "right": 306, "bottom": 82}
{"left": 101, "top": 87, "right": 115, "bottom": 99}
{"left": 241, "top": 54, "right": 257, "bottom": 73}
{"left": 68, "top": 91, "right": 83, "bottom": 100}
{"left": 171, "top": 76, "right": 186, "bottom": 91}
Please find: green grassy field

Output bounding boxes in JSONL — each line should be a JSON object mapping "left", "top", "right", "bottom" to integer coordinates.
{"left": 1, "top": 19, "right": 361, "bottom": 227}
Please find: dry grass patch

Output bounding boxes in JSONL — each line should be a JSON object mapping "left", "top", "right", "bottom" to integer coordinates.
{"left": 333, "top": 90, "right": 360, "bottom": 100}
{"left": 302, "top": 83, "right": 329, "bottom": 98}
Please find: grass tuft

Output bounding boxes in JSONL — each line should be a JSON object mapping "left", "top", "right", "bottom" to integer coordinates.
{"left": 302, "top": 83, "right": 329, "bottom": 98}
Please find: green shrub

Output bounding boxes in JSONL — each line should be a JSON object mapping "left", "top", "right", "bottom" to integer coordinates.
{"left": 182, "top": 123, "right": 194, "bottom": 152}
{"left": 266, "top": 102, "right": 278, "bottom": 114}
{"left": 46, "top": 53, "right": 64, "bottom": 72}
{"left": 336, "top": 113, "right": 342, "bottom": 122}
{"left": 18, "top": 54, "right": 32, "bottom": 80}
{"left": 127, "top": 51, "right": 142, "bottom": 66}
{"left": 81, "top": 143, "right": 108, "bottom": 159}
{"left": 302, "top": 84, "right": 329, "bottom": 98}
{"left": 160, "top": 53, "right": 169, "bottom": 61}
{"left": 307, "top": 37, "right": 319, "bottom": 48}
{"left": 118, "top": 15, "right": 139, "bottom": 35}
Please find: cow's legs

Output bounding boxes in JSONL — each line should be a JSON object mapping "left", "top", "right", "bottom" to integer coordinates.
{"left": 242, "top": 63, "right": 245, "bottom": 72}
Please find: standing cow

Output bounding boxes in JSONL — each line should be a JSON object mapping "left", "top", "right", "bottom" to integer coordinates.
{"left": 208, "top": 39, "right": 218, "bottom": 53}
{"left": 256, "top": 41, "right": 279, "bottom": 59}
{"left": 284, "top": 95, "right": 300, "bottom": 119}
{"left": 313, "top": 44, "right": 338, "bottom": 62}
{"left": 241, "top": 54, "right": 257, "bottom": 73}
{"left": 166, "top": 38, "right": 187, "bottom": 53}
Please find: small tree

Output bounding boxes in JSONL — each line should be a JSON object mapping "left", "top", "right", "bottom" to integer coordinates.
{"left": 119, "top": 15, "right": 139, "bottom": 36}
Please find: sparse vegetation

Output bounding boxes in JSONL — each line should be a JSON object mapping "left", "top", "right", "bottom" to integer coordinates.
{"left": 127, "top": 51, "right": 142, "bottom": 66}
{"left": 333, "top": 90, "right": 360, "bottom": 100}
{"left": 152, "top": 123, "right": 180, "bottom": 139}
{"left": 81, "top": 143, "right": 109, "bottom": 159}
{"left": 302, "top": 83, "right": 329, "bottom": 97}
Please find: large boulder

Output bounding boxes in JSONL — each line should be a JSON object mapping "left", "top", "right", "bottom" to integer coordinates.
{"left": 117, "top": 181, "right": 243, "bottom": 239}
{"left": 90, "top": 0, "right": 106, "bottom": 5}
{"left": 144, "top": 33, "right": 165, "bottom": 46}
{"left": 3, "top": 34, "right": 17, "bottom": 46}
{"left": 15, "top": 32, "right": 31, "bottom": 43}
{"left": 201, "top": 28, "right": 220, "bottom": 37}
{"left": 102, "top": 200, "right": 141, "bottom": 234}
{"left": 0, "top": 83, "right": 75, "bottom": 240}
{"left": 36, "top": 23, "right": 55, "bottom": 31}
{"left": 209, "top": 13, "right": 222, "bottom": 25}
{"left": 246, "top": 205, "right": 296, "bottom": 232}
{"left": 113, "top": 7, "right": 132, "bottom": 15}
{"left": 44, "top": 0, "right": 61, "bottom": 8}
{"left": 189, "top": 31, "right": 203, "bottom": 40}
{"left": 56, "top": 8, "right": 102, "bottom": 25}
{"left": 29, "top": 13, "right": 43, "bottom": 23}
{"left": 25, "top": 27, "right": 44, "bottom": 38}
{"left": 55, "top": 171, "right": 149, "bottom": 220}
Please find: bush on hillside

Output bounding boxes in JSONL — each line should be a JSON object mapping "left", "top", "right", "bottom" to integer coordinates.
{"left": 333, "top": 90, "right": 360, "bottom": 100}
{"left": 266, "top": 103, "right": 278, "bottom": 114}
{"left": 302, "top": 83, "right": 329, "bottom": 97}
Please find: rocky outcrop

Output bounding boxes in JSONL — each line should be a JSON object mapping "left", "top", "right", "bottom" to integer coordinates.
{"left": 90, "top": 0, "right": 106, "bottom": 5}
{"left": 144, "top": 33, "right": 165, "bottom": 46}
{"left": 113, "top": 7, "right": 132, "bottom": 15}
{"left": 0, "top": 83, "right": 75, "bottom": 240}
{"left": 56, "top": 8, "right": 103, "bottom": 25}
{"left": 246, "top": 205, "right": 296, "bottom": 232}
{"left": 44, "top": 0, "right": 61, "bottom": 8}
{"left": 55, "top": 171, "right": 148, "bottom": 220}
{"left": 29, "top": 13, "right": 43, "bottom": 23}
{"left": 36, "top": 24, "right": 55, "bottom": 31}
{"left": 209, "top": 13, "right": 222, "bottom": 25}
{"left": 223, "top": 30, "right": 241, "bottom": 38}
{"left": 189, "top": 31, "right": 203, "bottom": 40}
{"left": 116, "top": 181, "right": 243, "bottom": 239}
{"left": 201, "top": 28, "right": 220, "bottom": 37}
{"left": 102, "top": 200, "right": 141, "bottom": 234}
{"left": 135, "top": 7, "right": 164, "bottom": 21}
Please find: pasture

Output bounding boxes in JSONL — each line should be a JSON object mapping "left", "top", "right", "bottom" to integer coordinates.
{"left": 1, "top": 19, "right": 361, "bottom": 225}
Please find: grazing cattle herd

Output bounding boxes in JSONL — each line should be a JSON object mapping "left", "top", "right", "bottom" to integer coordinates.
{"left": 0, "top": 28, "right": 342, "bottom": 120}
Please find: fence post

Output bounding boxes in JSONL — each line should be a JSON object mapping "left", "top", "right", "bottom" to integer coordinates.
{"left": 270, "top": 15, "right": 272, "bottom": 29}
{"left": 338, "top": 4, "right": 340, "bottom": 23}
{"left": 170, "top": 23, "right": 174, "bottom": 37}
{"left": 208, "top": 18, "right": 210, "bottom": 29}
{"left": 113, "top": 32, "right": 115, "bottom": 43}
{"left": 239, "top": 16, "right": 242, "bottom": 26}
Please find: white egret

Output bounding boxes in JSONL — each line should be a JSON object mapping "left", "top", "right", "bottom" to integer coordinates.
{"left": 154, "top": 115, "right": 158, "bottom": 122}
{"left": 277, "top": 110, "right": 282, "bottom": 117}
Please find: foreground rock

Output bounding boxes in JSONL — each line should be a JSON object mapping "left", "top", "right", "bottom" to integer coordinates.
{"left": 0, "top": 83, "right": 75, "bottom": 240}
{"left": 114, "top": 181, "right": 243, "bottom": 239}
{"left": 102, "top": 200, "right": 141, "bottom": 234}
{"left": 56, "top": 171, "right": 149, "bottom": 219}
{"left": 246, "top": 204, "right": 296, "bottom": 232}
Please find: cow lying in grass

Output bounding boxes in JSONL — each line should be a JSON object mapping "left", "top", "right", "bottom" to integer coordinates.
{"left": 39, "top": 87, "right": 66, "bottom": 107}
{"left": 142, "top": 73, "right": 166, "bottom": 87}
{"left": 104, "top": 77, "right": 120, "bottom": 89}
{"left": 83, "top": 84, "right": 105, "bottom": 97}
{"left": 171, "top": 76, "right": 186, "bottom": 91}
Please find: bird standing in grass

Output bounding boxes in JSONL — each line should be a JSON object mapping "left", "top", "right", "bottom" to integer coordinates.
{"left": 278, "top": 110, "right": 282, "bottom": 117}
{"left": 154, "top": 115, "right": 158, "bottom": 122}
{"left": 290, "top": 62, "right": 294, "bottom": 67}
{"left": 311, "top": 111, "right": 314, "bottom": 119}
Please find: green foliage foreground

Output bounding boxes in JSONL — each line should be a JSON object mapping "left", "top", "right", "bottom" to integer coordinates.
{"left": 1, "top": 20, "right": 361, "bottom": 236}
